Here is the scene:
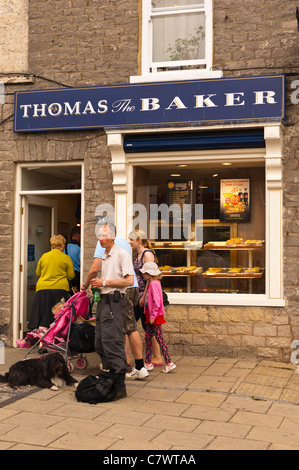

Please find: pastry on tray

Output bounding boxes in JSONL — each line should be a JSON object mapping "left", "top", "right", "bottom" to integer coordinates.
{"left": 159, "top": 265, "right": 172, "bottom": 272}
{"left": 205, "top": 268, "right": 223, "bottom": 274}
{"left": 244, "top": 267, "right": 262, "bottom": 273}
{"left": 225, "top": 238, "right": 244, "bottom": 246}
{"left": 228, "top": 267, "right": 243, "bottom": 273}
{"left": 171, "top": 266, "right": 186, "bottom": 272}
{"left": 184, "top": 266, "right": 196, "bottom": 272}
{"left": 244, "top": 240, "right": 264, "bottom": 246}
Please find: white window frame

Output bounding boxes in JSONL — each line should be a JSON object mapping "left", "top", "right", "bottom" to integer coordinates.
{"left": 106, "top": 123, "right": 285, "bottom": 308}
{"left": 131, "top": 0, "right": 222, "bottom": 83}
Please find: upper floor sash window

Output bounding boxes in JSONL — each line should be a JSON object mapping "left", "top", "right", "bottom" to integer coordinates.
{"left": 142, "top": 0, "right": 213, "bottom": 75}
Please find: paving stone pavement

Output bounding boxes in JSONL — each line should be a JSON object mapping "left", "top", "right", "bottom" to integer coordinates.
{"left": 0, "top": 347, "right": 299, "bottom": 451}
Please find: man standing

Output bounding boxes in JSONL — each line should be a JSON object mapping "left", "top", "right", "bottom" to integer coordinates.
{"left": 82, "top": 231, "right": 149, "bottom": 381}
{"left": 89, "top": 223, "right": 134, "bottom": 400}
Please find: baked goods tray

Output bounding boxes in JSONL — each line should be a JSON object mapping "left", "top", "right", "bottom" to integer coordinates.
{"left": 202, "top": 268, "right": 264, "bottom": 278}
{"left": 151, "top": 241, "right": 203, "bottom": 249}
{"left": 204, "top": 241, "right": 264, "bottom": 250}
{"left": 160, "top": 267, "right": 203, "bottom": 276}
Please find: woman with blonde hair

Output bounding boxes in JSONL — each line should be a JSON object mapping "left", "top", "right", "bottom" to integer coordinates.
{"left": 129, "top": 229, "right": 163, "bottom": 366}
{"left": 17, "top": 234, "right": 75, "bottom": 347}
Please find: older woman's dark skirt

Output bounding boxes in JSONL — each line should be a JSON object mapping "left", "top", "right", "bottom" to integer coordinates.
{"left": 28, "top": 289, "right": 69, "bottom": 330}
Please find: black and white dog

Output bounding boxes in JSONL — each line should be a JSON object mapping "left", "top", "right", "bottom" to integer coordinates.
{"left": 0, "top": 353, "right": 77, "bottom": 390}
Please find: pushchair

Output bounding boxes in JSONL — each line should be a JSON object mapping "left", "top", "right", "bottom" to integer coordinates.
{"left": 24, "top": 290, "right": 95, "bottom": 371}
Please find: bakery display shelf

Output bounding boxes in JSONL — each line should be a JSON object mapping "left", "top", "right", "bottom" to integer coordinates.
{"left": 160, "top": 267, "right": 203, "bottom": 276}
{"left": 203, "top": 241, "right": 264, "bottom": 250}
{"left": 202, "top": 267, "right": 264, "bottom": 279}
{"left": 151, "top": 241, "right": 203, "bottom": 250}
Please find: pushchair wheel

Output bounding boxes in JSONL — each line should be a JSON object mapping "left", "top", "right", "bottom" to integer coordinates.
{"left": 67, "top": 361, "right": 74, "bottom": 373}
{"left": 77, "top": 357, "right": 87, "bottom": 369}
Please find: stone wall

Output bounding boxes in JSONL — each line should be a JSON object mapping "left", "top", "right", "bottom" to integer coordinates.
{"left": 28, "top": 0, "right": 139, "bottom": 87}
{"left": 213, "top": 0, "right": 298, "bottom": 76}
{"left": 163, "top": 306, "right": 291, "bottom": 362}
{"left": 0, "top": 0, "right": 28, "bottom": 73}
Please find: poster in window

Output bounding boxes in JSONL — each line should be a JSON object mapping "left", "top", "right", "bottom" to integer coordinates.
{"left": 220, "top": 179, "right": 250, "bottom": 222}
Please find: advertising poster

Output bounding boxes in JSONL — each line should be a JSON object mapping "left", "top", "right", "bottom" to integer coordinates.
{"left": 220, "top": 178, "right": 250, "bottom": 222}
{"left": 167, "top": 180, "right": 194, "bottom": 221}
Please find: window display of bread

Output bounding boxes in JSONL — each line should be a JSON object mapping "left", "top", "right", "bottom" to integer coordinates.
{"left": 225, "top": 238, "right": 244, "bottom": 246}
{"left": 159, "top": 266, "right": 200, "bottom": 275}
{"left": 171, "top": 266, "right": 186, "bottom": 272}
{"left": 205, "top": 268, "right": 223, "bottom": 274}
{"left": 244, "top": 240, "right": 264, "bottom": 246}
{"left": 184, "top": 266, "right": 196, "bottom": 272}
{"left": 159, "top": 266, "right": 172, "bottom": 272}
{"left": 228, "top": 267, "right": 243, "bottom": 273}
{"left": 244, "top": 267, "right": 262, "bottom": 273}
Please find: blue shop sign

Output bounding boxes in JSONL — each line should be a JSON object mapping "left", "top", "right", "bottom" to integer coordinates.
{"left": 14, "top": 75, "right": 285, "bottom": 133}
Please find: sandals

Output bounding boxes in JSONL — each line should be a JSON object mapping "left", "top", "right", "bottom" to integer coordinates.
{"left": 16, "top": 339, "right": 31, "bottom": 349}
{"left": 163, "top": 363, "right": 176, "bottom": 374}
{"left": 146, "top": 362, "right": 177, "bottom": 373}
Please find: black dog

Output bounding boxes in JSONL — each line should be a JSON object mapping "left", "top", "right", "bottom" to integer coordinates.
{"left": 0, "top": 353, "right": 78, "bottom": 390}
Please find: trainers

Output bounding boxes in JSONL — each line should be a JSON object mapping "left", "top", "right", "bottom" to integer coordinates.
{"left": 145, "top": 363, "right": 154, "bottom": 371}
{"left": 126, "top": 367, "right": 149, "bottom": 380}
{"left": 163, "top": 363, "right": 176, "bottom": 374}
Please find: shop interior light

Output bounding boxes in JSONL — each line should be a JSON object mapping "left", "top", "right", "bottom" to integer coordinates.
{"left": 222, "top": 163, "right": 232, "bottom": 166}
{"left": 213, "top": 173, "right": 219, "bottom": 177}
{"left": 177, "top": 164, "right": 188, "bottom": 167}
{"left": 170, "top": 173, "right": 181, "bottom": 177}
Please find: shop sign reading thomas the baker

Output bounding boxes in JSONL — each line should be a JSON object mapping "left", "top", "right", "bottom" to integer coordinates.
{"left": 14, "top": 75, "right": 285, "bottom": 132}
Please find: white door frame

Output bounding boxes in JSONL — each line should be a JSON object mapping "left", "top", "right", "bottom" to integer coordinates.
{"left": 13, "top": 162, "right": 84, "bottom": 346}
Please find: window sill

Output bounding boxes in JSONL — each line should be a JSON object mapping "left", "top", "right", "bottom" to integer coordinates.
{"left": 130, "top": 69, "right": 223, "bottom": 84}
{"left": 167, "top": 293, "right": 285, "bottom": 307}
{"left": 2, "top": 75, "right": 35, "bottom": 85}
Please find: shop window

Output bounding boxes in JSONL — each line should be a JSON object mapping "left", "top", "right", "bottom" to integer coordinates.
{"left": 131, "top": 0, "right": 221, "bottom": 83}
{"left": 133, "top": 163, "right": 265, "bottom": 296}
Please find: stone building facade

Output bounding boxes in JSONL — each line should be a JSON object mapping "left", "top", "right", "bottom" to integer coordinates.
{"left": 0, "top": 0, "right": 299, "bottom": 362}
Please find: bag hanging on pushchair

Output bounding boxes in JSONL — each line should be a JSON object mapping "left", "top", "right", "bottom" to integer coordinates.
{"left": 68, "top": 320, "right": 95, "bottom": 354}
